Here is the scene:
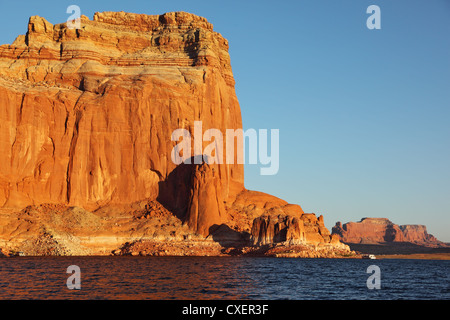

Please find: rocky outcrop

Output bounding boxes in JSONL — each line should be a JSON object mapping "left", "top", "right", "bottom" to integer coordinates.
{"left": 228, "top": 189, "right": 348, "bottom": 250}
{"left": 251, "top": 213, "right": 348, "bottom": 250}
{"left": 0, "top": 11, "right": 352, "bottom": 257}
{"left": 332, "top": 218, "right": 444, "bottom": 247}
{"left": 251, "top": 215, "right": 305, "bottom": 245}
{"left": 186, "top": 163, "right": 228, "bottom": 236}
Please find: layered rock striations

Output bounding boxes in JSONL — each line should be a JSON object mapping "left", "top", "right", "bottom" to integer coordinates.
{"left": 0, "top": 11, "right": 352, "bottom": 257}
{"left": 332, "top": 218, "right": 444, "bottom": 247}
{"left": 0, "top": 11, "right": 242, "bottom": 212}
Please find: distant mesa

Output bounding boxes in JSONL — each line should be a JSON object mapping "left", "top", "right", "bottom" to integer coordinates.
{"left": 332, "top": 217, "right": 446, "bottom": 248}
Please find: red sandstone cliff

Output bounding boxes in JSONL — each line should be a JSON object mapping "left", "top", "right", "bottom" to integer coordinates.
{"left": 332, "top": 218, "right": 444, "bottom": 247}
{"left": 0, "top": 12, "right": 351, "bottom": 257}
{"left": 0, "top": 11, "right": 243, "bottom": 211}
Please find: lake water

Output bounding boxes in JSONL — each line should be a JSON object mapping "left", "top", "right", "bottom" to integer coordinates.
{"left": 0, "top": 256, "right": 448, "bottom": 300}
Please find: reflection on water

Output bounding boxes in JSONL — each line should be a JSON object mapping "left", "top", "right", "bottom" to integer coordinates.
{"left": 0, "top": 256, "right": 448, "bottom": 300}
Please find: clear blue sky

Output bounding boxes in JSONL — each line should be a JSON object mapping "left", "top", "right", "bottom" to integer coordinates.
{"left": 1, "top": 0, "right": 449, "bottom": 241}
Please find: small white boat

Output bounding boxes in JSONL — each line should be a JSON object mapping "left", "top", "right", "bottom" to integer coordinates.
{"left": 362, "top": 254, "right": 376, "bottom": 259}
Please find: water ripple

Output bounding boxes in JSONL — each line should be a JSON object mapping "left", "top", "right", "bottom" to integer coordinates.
{"left": 0, "top": 256, "right": 448, "bottom": 299}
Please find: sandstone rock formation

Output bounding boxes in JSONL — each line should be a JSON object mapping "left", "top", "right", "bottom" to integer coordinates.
{"left": 0, "top": 11, "right": 243, "bottom": 212}
{"left": 0, "top": 11, "right": 352, "bottom": 257}
{"left": 186, "top": 163, "right": 228, "bottom": 236}
{"left": 251, "top": 215, "right": 306, "bottom": 245}
{"left": 251, "top": 213, "right": 343, "bottom": 248}
{"left": 332, "top": 218, "right": 444, "bottom": 247}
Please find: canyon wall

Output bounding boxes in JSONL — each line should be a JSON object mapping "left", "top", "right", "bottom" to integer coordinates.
{"left": 0, "top": 12, "right": 243, "bottom": 213}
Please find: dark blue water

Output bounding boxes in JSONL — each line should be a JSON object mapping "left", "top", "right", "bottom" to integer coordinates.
{"left": 0, "top": 257, "right": 448, "bottom": 300}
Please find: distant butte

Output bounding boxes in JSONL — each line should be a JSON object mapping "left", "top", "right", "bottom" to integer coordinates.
{"left": 332, "top": 217, "right": 447, "bottom": 247}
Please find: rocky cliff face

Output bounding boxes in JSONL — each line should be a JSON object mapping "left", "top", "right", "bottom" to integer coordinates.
{"left": 0, "top": 11, "right": 352, "bottom": 257}
{"left": 0, "top": 11, "right": 243, "bottom": 211}
{"left": 251, "top": 213, "right": 344, "bottom": 248}
{"left": 332, "top": 218, "right": 443, "bottom": 247}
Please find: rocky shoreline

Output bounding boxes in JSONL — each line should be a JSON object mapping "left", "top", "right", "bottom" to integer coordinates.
{"left": 1, "top": 242, "right": 360, "bottom": 259}
{"left": 113, "top": 240, "right": 359, "bottom": 258}
{"left": 0, "top": 203, "right": 359, "bottom": 259}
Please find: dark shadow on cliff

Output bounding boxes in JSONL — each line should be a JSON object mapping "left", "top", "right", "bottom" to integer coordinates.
{"left": 384, "top": 224, "right": 398, "bottom": 242}
{"left": 156, "top": 156, "right": 203, "bottom": 221}
{"left": 209, "top": 224, "right": 251, "bottom": 248}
